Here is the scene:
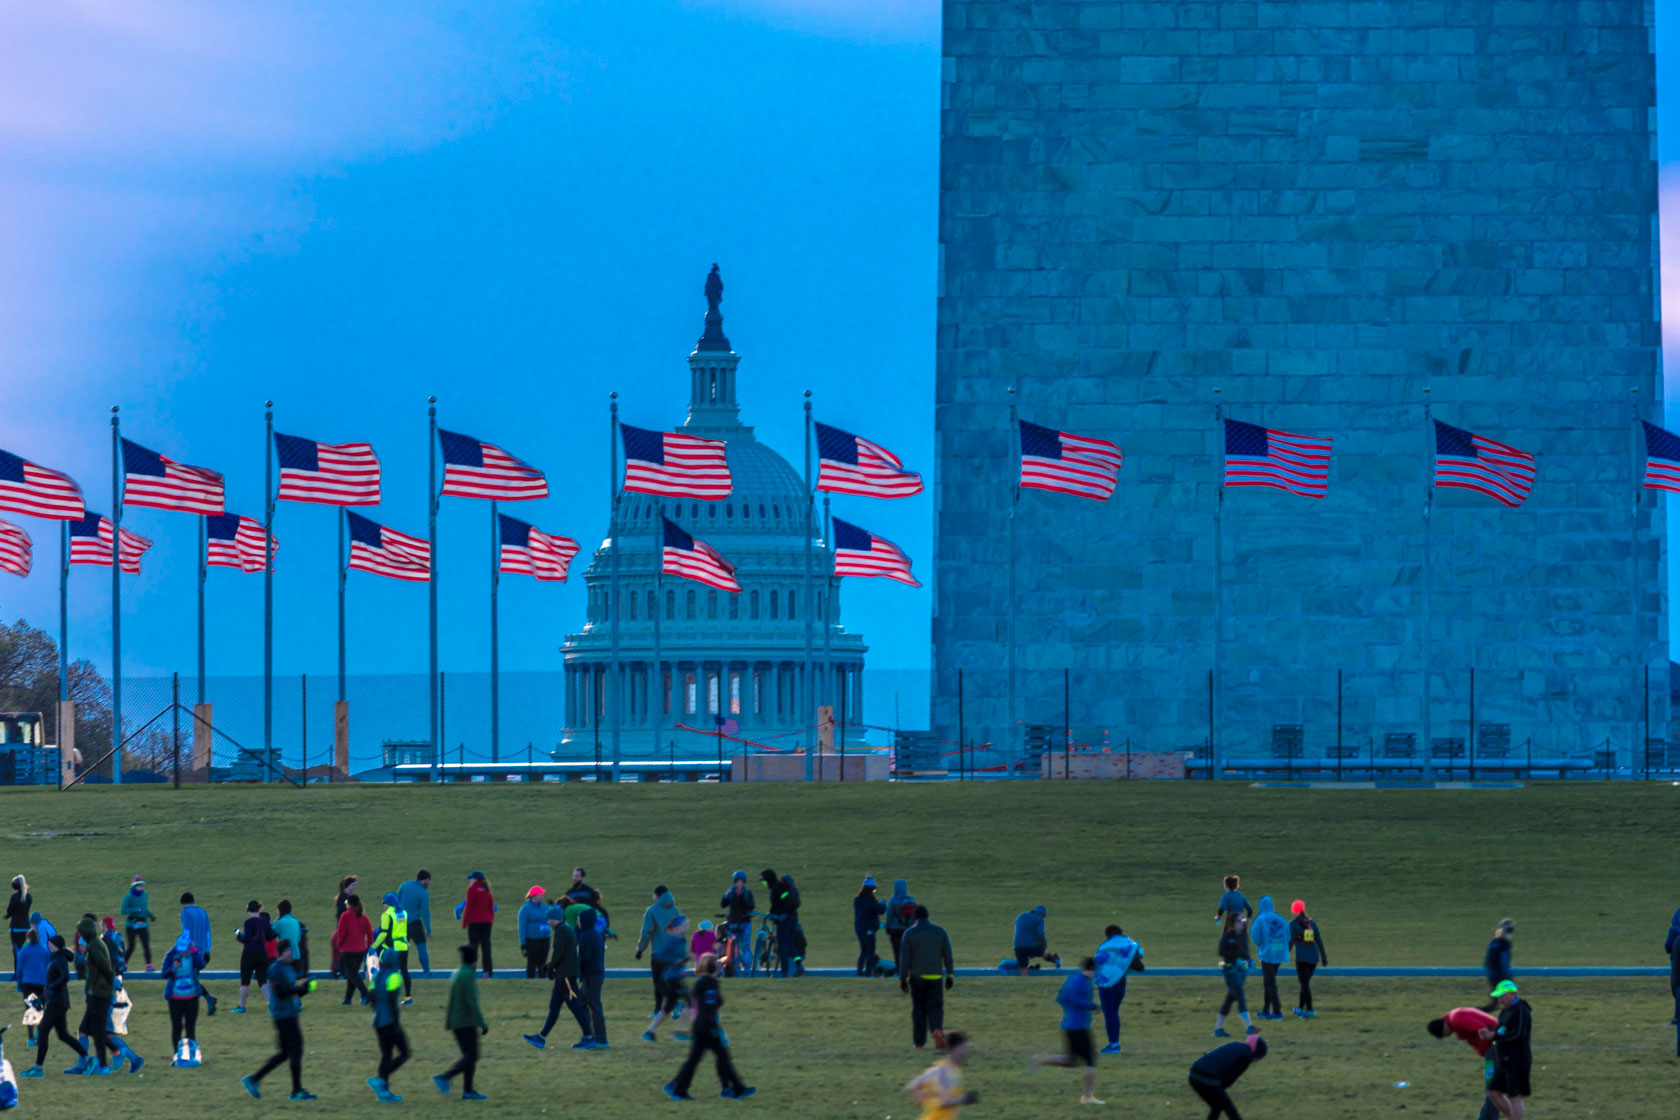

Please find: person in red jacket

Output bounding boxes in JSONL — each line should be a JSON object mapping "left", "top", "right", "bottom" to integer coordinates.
{"left": 1428, "top": 1006, "right": 1500, "bottom": 1120}
{"left": 460, "top": 873, "right": 497, "bottom": 979}
{"left": 331, "top": 895, "right": 374, "bottom": 1006}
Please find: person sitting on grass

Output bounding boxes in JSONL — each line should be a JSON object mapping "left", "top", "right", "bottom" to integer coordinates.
{"left": 907, "top": 1030, "right": 976, "bottom": 1120}
{"left": 1012, "top": 905, "right": 1060, "bottom": 975}
{"left": 1213, "top": 912, "right": 1256, "bottom": 1039}
{"left": 1187, "top": 1032, "right": 1266, "bottom": 1120}
{"left": 663, "top": 952, "right": 755, "bottom": 1101}
{"left": 1427, "top": 1005, "right": 1501, "bottom": 1120}
{"left": 1029, "top": 956, "right": 1103, "bottom": 1105}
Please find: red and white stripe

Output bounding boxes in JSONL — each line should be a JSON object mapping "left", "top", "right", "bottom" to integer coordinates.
{"left": 0, "top": 519, "right": 31, "bottom": 578}
{"left": 625, "top": 432, "right": 733, "bottom": 500}
{"left": 72, "top": 518, "right": 151, "bottom": 573}
{"left": 350, "top": 525, "right": 430, "bottom": 581}
{"left": 124, "top": 457, "right": 225, "bottom": 516}
{"left": 501, "top": 528, "right": 580, "bottom": 582}
{"left": 1020, "top": 429, "right": 1124, "bottom": 501}
{"left": 441, "top": 442, "right": 548, "bottom": 501}
{"left": 277, "top": 440, "right": 381, "bottom": 505}
{"left": 0, "top": 458, "right": 85, "bottom": 520}
{"left": 663, "top": 535, "right": 740, "bottom": 593}
{"left": 1436, "top": 436, "right": 1535, "bottom": 508}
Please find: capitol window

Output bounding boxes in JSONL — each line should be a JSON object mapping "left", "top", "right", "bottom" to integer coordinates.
{"left": 729, "top": 672, "right": 741, "bottom": 715}
{"left": 728, "top": 595, "right": 739, "bottom": 620}
{"left": 787, "top": 590, "right": 796, "bottom": 621}
{"left": 666, "top": 590, "right": 676, "bottom": 621}
{"left": 707, "top": 672, "right": 720, "bottom": 714}
{"left": 708, "top": 590, "right": 718, "bottom": 619}
{"left": 742, "top": 503, "right": 751, "bottom": 519}
{"left": 708, "top": 504, "right": 716, "bottom": 518}
{"left": 725, "top": 504, "right": 733, "bottom": 519}
{"left": 769, "top": 590, "right": 779, "bottom": 619}
{"left": 686, "top": 589, "right": 696, "bottom": 620}
{"left": 684, "top": 672, "right": 697, "bottom": 715}
{"left": 628, "top": 591, "right": 638, "bottom": 621}
{"left": 648, "top": 589, "right": 656, "bottom": 620}
{"left": 663, "top": 669, "right": 672, "bottom": 715}
{"left": 750, "top": 590, "right": 760, "bottom": 620}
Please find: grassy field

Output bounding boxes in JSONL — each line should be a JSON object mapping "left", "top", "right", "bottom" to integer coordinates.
{"left": 1, "top": 781, "right": 1676, "bottom": 1116}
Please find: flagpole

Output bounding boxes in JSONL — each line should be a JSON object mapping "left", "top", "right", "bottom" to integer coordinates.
{"left": 821, "top": 493, "right": 832, "bottom": 781}
{"left": 1630, "top": 386, "right": 1641, "bottom": 772}
{"left": 263, "top": 401, "right": 274, "bottom": 783}
{"left": 110, "top": 405, "right": 122, "bottom": 785}
{"left": 428, "top": 396, "right": 439, "bottom": 781}
{"left": 802, "top": 390, "right": 814, "bottom": 781}
{"left": 197, "top": 515, "right": 206, "bottom": 705}
{"left": 1422, "top": 387, "right": 1434, "bottom": 776}
{"left": 1212, "top": 388, "right": 1222, "bottom": 778}
{"left": 58, "top": 521, "right": 68, "bottom": 705}
{"left": 652, "top": 503, "right": 664, "bottom": 772}
{"left": 490, "top": 499, "right": 500, "bottom": 765}
{"left": 1007, "top": 388, "right": 1018, "bottom": 767}
{"left": 337, "top": 508, "right": 347, "bottom": 705}
{"left": 609, "top": 392, "right": 621, "bottom": 782}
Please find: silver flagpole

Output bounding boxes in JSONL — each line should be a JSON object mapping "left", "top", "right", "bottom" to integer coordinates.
{"left": 1630, "top": 386, "right": 1641, "bottom": 771}
{"left": 821, "top": 493, "right": 832, "bottom": 780}
{"left": 802, "top": 391, "right": 814, "bottom": 780}
{"left": 337, "top": 508, "right": 347, "bottom": 704}
{"left": 609, "top": 393, "right": 622, "bottom": 782}
{"left": 263, "top": 402, "right": 274, "bottom": 782}
{"left": 59, "top": 521, "right": 69, "bottom": 704}
{"left": 1213, "top": 388, "right": 1223, "bottom": 777}
{"left": 490, "top": 500, "right": 500, "bottom": 764}
{"left": 428, "top": 397, "right": 439, "bottom": 781}
{"left": 652, "top": 504, "right": 664, "bottom": 772}
{"left": 1006, "top": 389, "right": 1018, "bottom": 765}
{"left": 110, "top": 406, "right": 123, "bottom": 785}
{"left": 1422, "top": 387, "right": 1434, "bottom": 775}
{"left": 197, "top": 516, "right": 206, "bottom": 705}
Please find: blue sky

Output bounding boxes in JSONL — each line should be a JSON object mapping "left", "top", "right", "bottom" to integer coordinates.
{"left": 0, "top": 1, "right": 1673, "bottom": 681}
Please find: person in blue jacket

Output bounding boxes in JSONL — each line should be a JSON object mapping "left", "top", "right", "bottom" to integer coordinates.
{"left": 1249, "top": 897, "right": 1290, "bottom": 1021}
{"left": 1012, "top": 905, "right": 1059, "bottom": 976}
{"left": 1664, "top": 906, "right": 1680, "bottom": 1047}
{"left": 854, "top": 878, "right": 887, "bottom": 976}
{"left": 180, "top": 892, "right": 218, "bottom": 1014}
{"left": 1215, "top": 876, "right": 1252, "bottom": 924}
{"left": 574, "top": 907, "right": 608, "bottom": 1048}
{"left": 1484, "top": 919, "right": 1515, "bottom": 988}
{"left": 396, "top": 872, "right": 433, "bottom": 978}
{"left": 16, "top": 928, "right": 51, "bottom": 1046}
{"left": 518, "top": 887, "right": 551, "bottom": 980}
{"left": 1093, "top": 924, "right": 1144, "bottom": 1054}
{"left": 1030, "top": 957, "right": 1102, "bottom": 1105}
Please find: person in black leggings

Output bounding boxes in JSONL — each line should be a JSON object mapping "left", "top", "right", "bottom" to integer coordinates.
{"left": 7, "top": 877, "right": 32, "bottom": 971}
{"left": 242, "top": 940, "right": 315, "bottom": 1101}
{"left": 1187, "top": 1035, "right": 1266, "bottom": 1119}
{"left": 22, "top": 935, "right": 85, "bottom": 1076}
{"left": 1288, "top": 900, "right": 1328, "bottom": 1018}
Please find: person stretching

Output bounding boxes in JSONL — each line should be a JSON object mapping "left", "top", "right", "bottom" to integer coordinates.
{"left": 1427, "top": 1005, "right": 1501, "bottom": 1120}
{"left": 1187, "top": 1033, "right": 1267, "bottom": 1120}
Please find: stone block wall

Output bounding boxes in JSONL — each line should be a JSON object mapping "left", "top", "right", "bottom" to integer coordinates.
{"left": 935, "top": 0, "right": 1664, "bottom": 765}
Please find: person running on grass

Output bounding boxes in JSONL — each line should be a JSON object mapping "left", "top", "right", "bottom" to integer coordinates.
{"left": 1249, "top": 896, "right": 1289, "bottom": 1021}
{"left": 906, "top": 1030, "right": 976, "bottom": 1120}
{"left": 460, "top": 872, "right": 497, "bottom": 979}
{"left": 1187, "top": 1033, "right": 1266, "bottom": 1120}
{"left": 397, "top": 871, "right": 433, "bottom": 981}
{"left": 1029, "top": 956, "right": 1104, "bottom": 1105}
{"left": 644, "top": 914, "right": 693, "bottom": 1043}
{"left": 523, "top": 900, "right": 592, "bottom": 1051}
{"left": 370, "top": 892, "right": 411, "bottom": 1002}
{"left": 241, "top": 940, "right": 316, "bottom": 1101}
{"left": 332, "top": 894, "right": 375, "bottom": 1006}
{"left": 161, "top": 931, "right": 206, "bottom": 1067}
{"left": 119, "top": 876, "right": 155, "bottom": 971}
{"left": 179, "top": 892, "right": 218, "bottom": 1015}
{"left": 1479, "top": 980, "right": 1532, "bottom": 1120}
{"left": 367, "top": 948, "right": 410, "bottom": 1102}
{"left": 1213, "top": 912, "right": 1256, "bottom": 1039}
{"left": 1287, "top": 899, "right": 1327, "bottom": 1018}
{"left": 432, "top": 944, "right": 489, "bottom": 1101}
{"left": 1093, "top": 924, "right": 1144, "bottom": 1054}
{"left": 1427, "top": 1004, "right": 1501, "bottom": 1120}
{"left": 900, "top": 904, "right": 955, "bottom": 1051}
{"left": 1215, "top": 876, "right": 1251, "bottom": 923}
{"left": 235, "top": 900, "right": 275, "bottom": 1013}
{"left": 664, "top": 952, "right": 755, "bottom": 1100}
{"left": 19, "top": 934, "right": 85, "bottom": 1078}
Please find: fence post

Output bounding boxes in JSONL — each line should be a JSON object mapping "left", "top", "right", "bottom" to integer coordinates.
{"left": 1643, "top": 665, "right": 1650, "bottom": 781}
{"left": 1207, "top": 668, "right": 1215, "bottom": 779}
{"left": 1063, "top": 667, "right": 1070, "bottom": 781}
{"left": 1336, "top": 668, "right": 1343, "bottom": 783}
{"left": 171, "top": 671, "right": 180, "bottom": 790}
{"left": 301, "top": 673, "right": 308, "bottom": 785}
{"left": 1468, "top": 667, "right": 1475, "bottom": 782}
{"left": 956, "top": 668, "right": 965, "bottom": 783}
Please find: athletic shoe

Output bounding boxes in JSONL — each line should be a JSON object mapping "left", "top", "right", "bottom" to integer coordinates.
{"left": 524, "top": 1033, "right": 546, "bottom": 1050}
{"left": 242, "top": 1075, "right": 261, "bottom": 1098}
{"left": 290, "top": 1091, "right": 317, "bottom": 1101}
{"left": 62, "top": 1061, "right": 86, "bottom": 1076}
{"left": 642, "top": 1030, "right": 657, "bottom": 1043}
{"left": 231, "top": 1006, "right": 247, "bottom": 1014}
{"left": 145, "top": 962, "right": 156, "bottom": 971}
{"left": 674, "top": 1032, "right": 692, "bottom": 1042}
{"left": 89, "top": 1063, "right": 114, "bottom": 1076}
{"left": 932, "top": 1028, "right": 946, "bottom": 1050}
{"left": 1291, "top": 1008, "right": 1306, "bottom": 1018}
{"left": 342, "top": 999, "right": 353, "bottom": 1006}
{"left": 732, "top": 1087, "right": 757, "bottom": 1100}
{"left": 588, "top": 1041, "right": 609, "bottom": 1050}
{"left": 1099, "top": 1043, "right": 1121, "bottom": 1054}
{"left": 432, "top": 1075, "right": 451, "bottom": 1097}
{"left": 1246, "top": 1025, "right": 1260, "bottom": 1036}
{"left": 18, "top": 1067, "right": 41, "bottom": 1078}
{"left": 572, "top": 1037, "right": 595, "bottom": 1050}
{"left": 461, "top": 1091, "right": 488, "bottom": 1101}
{"left": 402, "top": 998, "right": 414, "bottom": 1007}
{"left": 664, "top": 1082, "right": 692, "bottom": 1101}
{"left": 1303, "top": 1010, "right": 1316, "bottom": 1019}
{"left": 369, "top": 1077, "right": 387, "bottom": 1096}
{"left": 719, "top": 1089, "right": 735, "bottom": 1100}
{"left": 206, "top": 996, "right": 219, "bottom": 1016}
{"left": 1080, "top": 1096, "right": 1105, "bottom": 1105}
{"left": 1212, "top": 1028, "right": 1231, "bottom": 1038}
{"left": 128, "top": 1052, "right": 145, "bottom": 1073}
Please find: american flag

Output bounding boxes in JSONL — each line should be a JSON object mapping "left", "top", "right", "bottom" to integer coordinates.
{"left": 815, "top": 422, "right": 923, "bottom": 499}
{"left": 661, "top": 516, "right": 739, "bottom": 592}
{"left": 621, "top": 424, "right": 732, "bottom": 500}
{"left": 1641, "top": 421, "right": 1680, "bottom": 494}
{"left": 1433, "top": 420, "right": 1535, "bottom": 508}
{"left": 206, "top": 514, "right": 277, "bottom": 573}
{"left": 0, "top": 519, "right": 31, "bottom": 578}
{"left": 0, "top": 448, "right": 85, "bottom": 520}
{"left": 498, "top": 514, "right": 580, "bottom": 582}
{"left": 1018, "top": 419, "right": 1123, "bottom": 500}
{"left": 438, "top": 429, "right": 548, "bottom": 501}
{"left": 831, "top": 516, "right": 920, "bottom": 587}
{"left": 121, "top": 438, "right": 225, "bottom": 516}
{"left": 274, "top": 432, "right": 381, "bottom": 505}
{"left": 68, "top": 513, "right": 151, "bottom": 573}
{"left": 345, "top": 511, "right": 430, "bottom": 581}
{"left": 1223, "top": 418, "right": 1332, "bottom": 499}
{"left": 713, "top": 715, "right": 740, "bottom": 736}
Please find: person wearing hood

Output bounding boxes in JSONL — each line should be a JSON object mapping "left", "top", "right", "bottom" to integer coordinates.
{"left": 73, "top": 914, "right": 118, "bottom": 1074}
{"left": 1093, "top": 924, "right": 1145, "bottom": 1054}
{"left": 1213, "top": 912, "right": 1255, "bottom": 1039}
{"left": 575, "top": 905, "right": 608, "bottom": 1048}
{"left": 899, "top": 904, "right": 955, "bottom": 1051}
{"left": 161, "top": 931, "right": 207, "bottom": 1064}
{"left": 1188, "top": 1033, "right": 1267, "bottom": 1119}
{"left": 6, "top": 876, "right": 31, "bottom": 970}
{"left": 636, "top": 887, "right": 681, "bottom": 1009}
{"left": 180, "top": 891, "right": 218, "bottom": 1015}
{"left": 1249, "top": 897, "right": 1290, "bottom": 1021}
{"left": 1666, "top": 907, "right": 1680, "bottom": 1048}
{"left": 1013, "top": 905, "right": 1058, "bottom": 976}
{"left": 22, "top": 933, "right": 87, "bottom": 1078}
{"left": 371, "top": 892, "right": 411, "bottom": 1000}
{"left": 120, "top": 876, "right": 156, "bottom": 970}
{"left": 760, "top": 870, "right": 803, "bottom": 978}
{"left": 397, "top": 871, "right": 433, "bottom": 979}
{"left": 460, "top": 872, "right": 497, "bottom": 979}
{"left": 368, "top": 948, "right": 410, "bottom": 1102}
{"left": 644, "top": 912, "right": 693, "bottom": 1043}
{"left": 855, "top": 878, "right": 887, "bottom": 976}
{"left": 16, "top": 928, "right": 50, "bottom": 1048}
{"left": 884, "top": 879, "right": 916, "bottom": 970}
{"left": 30, "top": 911, "right": 56, "bottom": 948}
{"left": 1484, "top": 918, "right": 1515, "bottom": 988}
{"left": 518, "top": 886, "right": 551, "bottom": 980}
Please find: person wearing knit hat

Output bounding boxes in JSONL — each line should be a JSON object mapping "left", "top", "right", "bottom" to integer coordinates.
{"left": 854, "top": 878, "right": 886, "bottom": 977}
{"left": 120, "top": 876, "right": 156, "bottom": 970}
{"left": 518, "top": 888, "right": 551, "bottom": 980}
{"left": 1287, "top": 901, "right": 1327, "bottom": 1019}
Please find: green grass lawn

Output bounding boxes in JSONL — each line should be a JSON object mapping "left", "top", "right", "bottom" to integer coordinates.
{"left": 1, "top": 781, "right": 1676, "bottom": 1116}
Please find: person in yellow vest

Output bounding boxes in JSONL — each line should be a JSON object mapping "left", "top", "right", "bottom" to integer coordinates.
{"left": 906, "top": 1031, "right": 976, "bottom": 1120}
{"left": 371, "top": 894, "right": 412, "bottom": 1007}
{"left": 367, "top": 948, "right": 409, "bottom": 1102}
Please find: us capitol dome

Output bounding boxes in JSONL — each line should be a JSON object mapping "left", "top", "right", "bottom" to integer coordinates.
{"left": 559, "top": 266, "right": 866, "bottom": 764}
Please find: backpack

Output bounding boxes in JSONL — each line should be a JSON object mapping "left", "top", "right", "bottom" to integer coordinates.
{"left": 895, "top": 901, "right": 916, "bottom": 927}
{"left": 166, "top": 952, "right": 200, "bottom": 1000}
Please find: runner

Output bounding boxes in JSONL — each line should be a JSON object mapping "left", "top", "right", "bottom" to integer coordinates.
{"left": 885, "top": 879, "right": 916, "bottom": 972}
{"left": 332, "top": 894, "right": 374, "bottom": 1006}
{"left": 370, "top": 892, "right": 411, "bottom": 1001}
{"left": 1426, "top": 1004, "right": 1500, "bottom": 1120}
{"left": 5, "top": 877, "right": 29, "bottom": 971}
{"left": 367, "top": 948, "right": 410, "bottom": 1102}
{"left": 517, "top": 886, "right": 550, "bottom": 979}
{"left": 1187, "top": 1033, "right": 1266, "bottom": 1120}
{"left": 900, "top": 904, "right": 955, "bottom": 1051}
{"left": 433, "top": 944, "right": 489, "bottom": 1101}
{"left": 160, "top": 931, "right": 206, "bottom": 1067}
{"left": 905, "top": 1031, "right": 975, "bottom": 1120}
{"left": 1093, "top": 924, "right": 1144, "bottom": 1054}
{"left": 1012, "top": 905, "right": 1059, "bottom": 976}
{"left": 1029, "top": 956, "right": 1103, "bottom": 1105}
{"left": 1249, "top": 896, "right": 1289, "bottom": 1021}
{"left": 119, "top": 876, "right": 155, "bottom": 971}
{"left": 1213, "top": 912, "right": 1256, "bottom": 1038}
{"left": 719, "top": 872, "right": 755, "bottom": 976}
{"left": 644, "top": 913, "right": 692, "bottom": 1043}
{"left": 235, "top": 900, "right": 275, "bottom": 1013}
{"left": 1215, "top": 876, "right": 1251, "bottom": 923}
{"left": 1287, "top": 900, "right": 1327, "bottom": 1018}
{"left": 1480, "top": 980, "right": 1532, "bottom": 1120}
{"left": 179, "top": 892, "right": 218, "bottom": 1015}
{"left": 1484, "top": 919, "right": 1515, "bottom": 988}
{"left": 854, "top": 878, "right": 886, "bottom": 976}
{"left": 396, "top": 871, "right": 433, "bottom": 980}
{"left": 523, "top": 900, "right": 591, "bottom": 1050}
{"left": 664, "top": 952, "right": 754, "bottom": 1100}
{"left": 460, "top": 872, "right": 497, "bottom": 980}
{"left": 241, "top": 940, "right": 317, "bottom": 1101}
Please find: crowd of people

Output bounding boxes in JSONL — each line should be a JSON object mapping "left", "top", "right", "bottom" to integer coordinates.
{"left": 1, "top": 866, "right": 1659, "bottom": 1117}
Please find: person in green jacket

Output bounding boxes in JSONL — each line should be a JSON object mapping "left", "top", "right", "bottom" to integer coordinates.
{"left": 120, "top": 876, "right": 156, "bottom": 970}
{"left": 433, "top": 945, "right": 488, "bottom": 1101}
{"left": 899, "top": 905, "right": 955, "bottom": 1051}
{"left": 74, "top": 915, "right": 117, "bottom": 1073}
